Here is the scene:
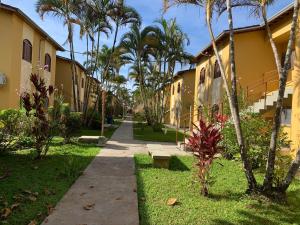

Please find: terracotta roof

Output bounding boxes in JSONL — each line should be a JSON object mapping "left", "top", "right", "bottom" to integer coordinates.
{"left": 195, "top": 3, "right": 294, "bottom": 60}
{"left": 0, "top": 3, "right": 64, "bottom": 51}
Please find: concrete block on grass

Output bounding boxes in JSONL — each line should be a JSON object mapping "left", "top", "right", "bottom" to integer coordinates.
{"left": 148, "top": 150, "right": 171, "bottom": 169}
{"left": 78, "top": 136, "right": 100, "bottom": 144}
{"left": 97, "top": 136, "right": 108, "bottom": 147}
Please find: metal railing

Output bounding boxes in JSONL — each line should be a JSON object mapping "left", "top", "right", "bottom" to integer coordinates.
{"left": 245, "top": 69, "right": 293, "bottom": 106}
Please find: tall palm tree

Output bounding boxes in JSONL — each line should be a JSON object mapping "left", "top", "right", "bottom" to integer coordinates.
{"left": 254, "top": 0, "right": 300, "bottom": 193}
{"left": 74, "top": 1, "right": 112, "bottom": 117}
{"left": 36, "top": 0, "right": 82, "bottom": 111}
{"left": 119, "top": 24, "right": 158, "bottom": 125}
{"left": 218, "top": 0, "right": 300, "bottom": 194}
{"left": 163, "top": 0, "right": 257, "bottom": 191}
{"left": 79, "top": 0, "right": 113, "bottom": 122}
{"left": 153, "top": 18, "right": 193, "bottom": 123}
{"left": 87, "top": 44, "right": 113, "bottom": 127}
{"left": 99, "top": 1, "right": 141, "bottom": 136}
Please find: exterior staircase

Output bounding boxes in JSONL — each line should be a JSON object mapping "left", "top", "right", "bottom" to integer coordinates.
{"left": 250, "top": 87, "right": 293, "bottom": 113}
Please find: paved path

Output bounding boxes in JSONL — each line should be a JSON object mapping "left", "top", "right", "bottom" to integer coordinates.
{"left": 42, "top": 119, "right": 189, "bottom": 225}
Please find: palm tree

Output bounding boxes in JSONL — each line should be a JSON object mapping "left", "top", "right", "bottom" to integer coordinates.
{"left": 119, "top": 24, "right": 158, "bottom": 125}
{"left": 99, "top": 0, "right": 141, "bottom": 136}
{"left": 87, "top": 44, "right": 113, "bottom": 127}
{"left": 164, "top": 0, "right": 257, "bottom": 192}
{"left": 254, "top": 0, "right": 300, "bottom": 193}
{"left": 36, "top": 0, "right": 82, "bottom": 111}
{"left": 219, "top": 0, "right": 300, "bottom": 194}
{"left": 153, "top": 18, "right": 193, "bottom": 123}
{"left": 76, "top": 0, "right": 114, "bottom": 121}
{"left": 74, "top": 1, "right": 112, "bottom": 117}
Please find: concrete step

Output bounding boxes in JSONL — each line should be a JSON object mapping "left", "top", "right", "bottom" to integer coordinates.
{"left": 250, "top": 87, "right": 293, "bottom": 113}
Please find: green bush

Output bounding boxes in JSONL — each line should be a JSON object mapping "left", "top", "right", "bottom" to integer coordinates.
{"left": 0, "top": 109, "right": 33, "bottom": 152}
{"left": 152, "top": 122, "right": 163, "bottom": 132}
{"left": 67, "top": 112, "right": 82, "bottom": 134}
{"left": 134, "top": 112, "right": 145, "bottom": 122}
{"left": 51, "top": 103, "right": 82, "bottom": 143}
{"left": 86, "top": 109, "right": 101, "bottom": 130}
{"left": 221, "top": 112, "right": 290, "bottom": 169}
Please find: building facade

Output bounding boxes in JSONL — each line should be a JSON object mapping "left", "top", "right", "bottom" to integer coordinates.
{"left": 55, "top": 56, "right": 87, "bottom": 111}
{"left": 169, "top": 69, "right": 196, "bottom": 128}
{"left": 0, "top": 3, "right": 64, "bottom": 110}
{"left": 192, "top": 4, "right": 299, "bottom": 156}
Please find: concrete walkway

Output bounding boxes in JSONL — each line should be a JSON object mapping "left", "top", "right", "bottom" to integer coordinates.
{"left": 42, "top": 119, "right": 189, "bottom": 225}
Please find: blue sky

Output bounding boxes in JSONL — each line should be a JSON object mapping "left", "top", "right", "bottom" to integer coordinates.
{"left": 2, "top": 0, "right": 293, "bottom": 89}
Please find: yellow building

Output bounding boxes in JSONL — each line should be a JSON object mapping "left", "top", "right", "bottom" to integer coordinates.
{"left": 0, "top": 3, "right": 64, "bottom": 109}
{"left": 55, "top": 56, "right": 90, "bottom": 111}
{"left": 169, "top": 69, "right": 196, "bottom": 128}
{"left": 193, "top": 4, "right": 299, "bottom": 155}
{"left": 163, "top": 84, "right": 171, "bottom": 124}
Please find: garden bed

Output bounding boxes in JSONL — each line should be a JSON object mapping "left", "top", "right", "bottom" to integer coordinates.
{"left": 135, "top": 154, "right": 300, "bottom": 225}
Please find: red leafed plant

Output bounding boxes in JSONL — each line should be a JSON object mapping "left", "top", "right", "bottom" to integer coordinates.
{"left": 215, "top": 114, "right": 228, "bottom": 128}
{"left": 21, "top": 74, "right": 54, "bottom": 159}
{"left": 187, "top": 119, "right": 223, "bottom": 196}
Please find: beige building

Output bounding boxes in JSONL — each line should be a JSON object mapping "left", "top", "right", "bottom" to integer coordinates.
{"left": 0, "top": 3, "right": 64, "bottom": 109}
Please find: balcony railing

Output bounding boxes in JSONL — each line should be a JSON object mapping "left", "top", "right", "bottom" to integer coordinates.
{"left": 245, "top": 69, "right": 293, "bottom": 104}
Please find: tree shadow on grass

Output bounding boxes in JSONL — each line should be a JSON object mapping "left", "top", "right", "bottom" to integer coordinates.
{"left": 212, "top": 188, "right": 300, "bottom": 225}
{"left": 208, "top": 190, "right": 246, "bottom": 201}
{"left": 135, "top": 156, "right": 190, "bottom": 171}
{"left": 169, "top": 156, "right": 190, "bottom": 171}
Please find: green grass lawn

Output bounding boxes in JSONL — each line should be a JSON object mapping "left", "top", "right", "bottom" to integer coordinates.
{"left": 75, "top": 119, "right": 122, "bottom": 138}
{"left": 133, "top": 123, "right": 184, "bottom": 143}
{"left": 135, "top": 155, "right": 300, "bottom": 225}
{"left": 0, "top": 123, "right": 122, "bottom": 225}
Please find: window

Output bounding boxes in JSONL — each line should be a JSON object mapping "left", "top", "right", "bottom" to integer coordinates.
{"left": 44, "top": 54, "right": 51, "bottom": 72}
{"left": 177, "top": 82, "right": 181, "bottom": 93}
{"left": 22, "top": 39, "right": 32, "bottom": 63}
{"left": 81, "top": 78, "right": 84, "bottom": 89}
{"left": 172, "top": 85, "right": 175, "bottom": 95}
{"left": 199, "top": 68, "right": 206, "bottom": 84}
{"left": 214, "top": 61, "right": 221, "bottom": 79}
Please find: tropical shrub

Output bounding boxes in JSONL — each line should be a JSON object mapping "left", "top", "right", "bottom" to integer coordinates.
{"left": 152, "top": 122, "right": 163, "bottom": 132}
{"left": 187, "top": 120, "right": 223, "bottom": 196}
{"left": 86, "top": 109, "right": 101, "bottom": 130}
{"left": 0, "top": 109, "right": 33, "bottom": 152}
{"left": 21, "top": 74, "right": 54, "bottom": 159}
{"left": 221, "top": 112, "right": 290, "bottom": 169}
{"left": 61, "top": 106, "right": 82, "bottom": 143}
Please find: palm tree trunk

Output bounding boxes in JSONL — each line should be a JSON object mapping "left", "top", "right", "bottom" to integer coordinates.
{"left": 279, "top": 149, "right": 300, "bottom": 192}
{"left": 207, "top": 4, "right": 257, "bottom": 191}
{"left": 83, "top": 34, "right": 90, "bottom": 116}
{"left": 262, "top": 0, "right": 300, "bottom": 191}
{"left": 84, "top": 38, "right": 96, "bottom": 124}
{"left": 68, "top": 23, "right": 78, "bottom": 112}
{"left": 68, "top": 24, "right": 81, "bottom": 112}
{"left": 101, "top": 90, "right": 106, "bottom": 136}
{"left": 100, "top": 21, "right": 120, "bottom": 136}
{"left": 85, "top": 29, "right": 102, "bottom": 125}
